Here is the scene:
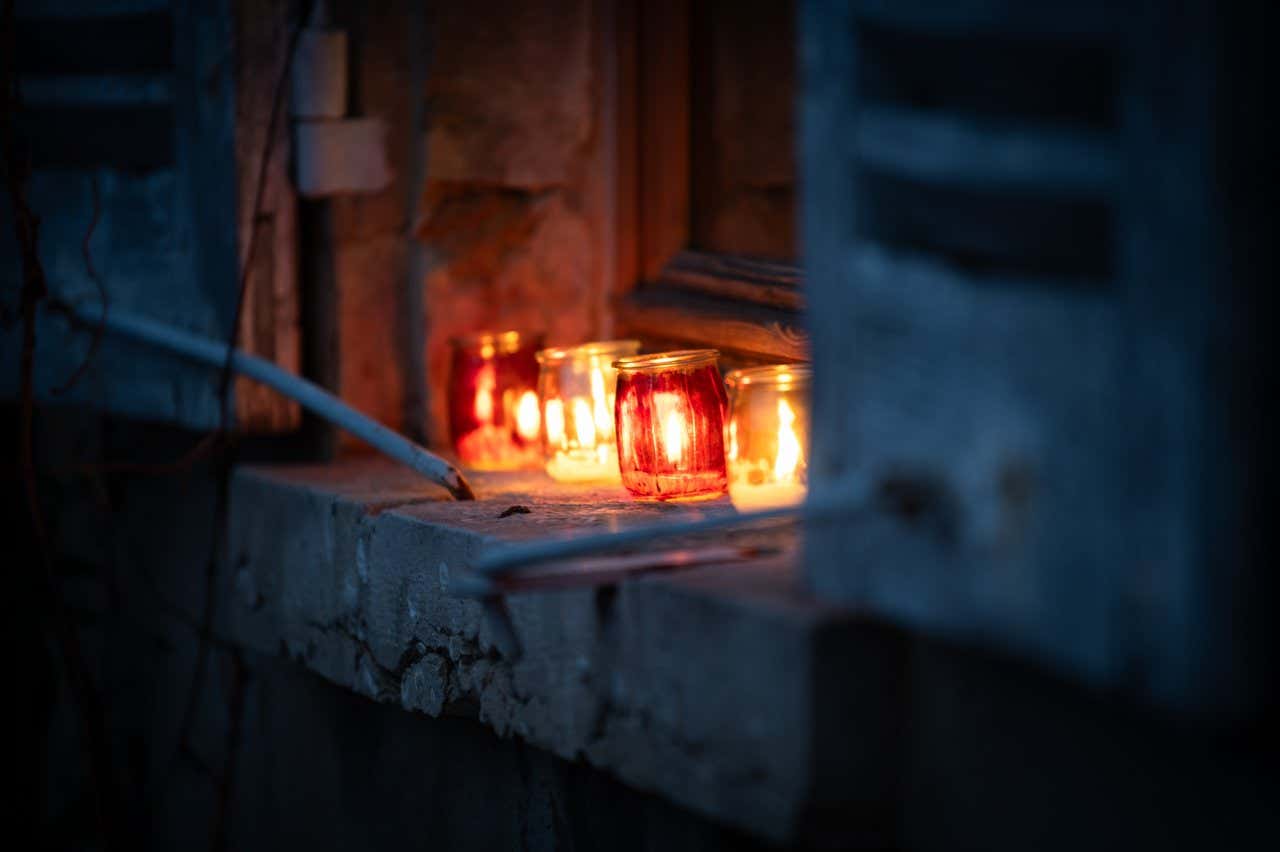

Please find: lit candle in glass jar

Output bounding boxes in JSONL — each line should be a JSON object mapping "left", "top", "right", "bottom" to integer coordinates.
{"left": 448, "top": 331, "right": 542, "bottom": 470}
{"left": 724, "top": 364, "right": 810, "bottom": 510}
{"left": 536, "top": 340, "right": 641, "bottom": 482}
{"left": 613, "top": 349, "right": 728, "bottom": 500}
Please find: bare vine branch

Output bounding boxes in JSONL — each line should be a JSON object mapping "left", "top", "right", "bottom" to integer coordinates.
{"left": 2, "top": 0, "right": 115, "bottom": 846}
{"left": 54, "top": 172, "right": 108, "bottom": 395}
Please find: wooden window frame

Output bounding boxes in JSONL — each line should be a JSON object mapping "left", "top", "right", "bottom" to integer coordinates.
{"left": 612, "top": 0, "right": 808, "bottom": 364}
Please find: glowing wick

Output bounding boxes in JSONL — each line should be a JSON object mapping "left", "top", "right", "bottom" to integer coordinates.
{"left": 515, "top": 390, "right": 540, "bottom": 441}
{"left": 653, "top": 392, "right": 685, "bottom": 466}
{"left": 774, "top": 397, "right": 801, "bottom": 481}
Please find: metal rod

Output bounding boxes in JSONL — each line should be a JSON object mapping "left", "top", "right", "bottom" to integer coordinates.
{"left": 473, "top": 481, "right": 871, "bottom": 576}
{"left": 62, "top": 302, "right": 476, "bottom": 500}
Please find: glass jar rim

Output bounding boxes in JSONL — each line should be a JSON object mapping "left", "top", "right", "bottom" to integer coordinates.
{"left": 612, "top": 349, "right": 719, "bottom": 371}
{"left": 536, "top": 339, "right": 642, "bottom": 364}
{"left": 724, "top": 363, "right": 812, "bottom": 388}
{"left": 449, "top": 330, "right": 540, "bottom": 353}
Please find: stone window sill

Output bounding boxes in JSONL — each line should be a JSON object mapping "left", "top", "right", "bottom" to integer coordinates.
{"left": 220, "top": 458, "right": 1271, "bottom": 848}
{"left": 225, "top": 457, "right": 889, "bottom": 845}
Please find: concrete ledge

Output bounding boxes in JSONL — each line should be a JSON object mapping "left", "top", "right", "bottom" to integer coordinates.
{"left": 223, "top": 458, "right": 891, "bottom": 844}
{"left": 41, "top": 442, "right": 1275, "bottom": 849}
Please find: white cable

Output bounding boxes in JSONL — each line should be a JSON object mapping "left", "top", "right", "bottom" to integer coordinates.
{"left": 63, "top": 302, "right": 476, "bottom": 500}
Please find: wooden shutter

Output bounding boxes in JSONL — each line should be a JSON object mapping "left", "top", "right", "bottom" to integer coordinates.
{"left": 1, "top": 0, "right": 299, "bottom": 432}
{"left": 802, "top": 0, "right": 1271, "bottom": 720}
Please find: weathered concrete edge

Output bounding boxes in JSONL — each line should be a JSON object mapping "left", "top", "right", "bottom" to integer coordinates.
{"left": 222, "top": 464, "right": 865, "bottom": 843}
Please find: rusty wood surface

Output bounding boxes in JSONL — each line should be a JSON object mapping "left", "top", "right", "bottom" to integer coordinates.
{"left": 617, "top": 285, "right": 808, "bottom": 362}
{"left": 659, "top": 250, "right": 804, "bottom": 310}
{"left": 637, "top": 0, "right": 689, "bottom": 281}
{"left": 231, "top": 0, "right": 301, "bottom": 432}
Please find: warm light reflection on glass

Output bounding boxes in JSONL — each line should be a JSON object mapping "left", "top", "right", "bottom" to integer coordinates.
{"left": 774, "top": 398, "right": 801, "bottom": 481}
{"left": 448, "top": 331, "right": 542, "bottom": 470}
{"left": 613, "top": 350, "right": 728, "bottom": 500}
{"left": 655, "top": 392, "right": 686, "bottom": 466}
{"left": 536, "top": 340, "right": 641, "bottom": 482}
{"left": 724, "top": 364, "right": 810, "bottom": 511}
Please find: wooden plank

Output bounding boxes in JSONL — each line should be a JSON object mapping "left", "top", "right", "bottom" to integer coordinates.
{"left": 14, "top": 12, "right": 173, "bottom": 73}
{"left": 804, "top": 0, "right": 1270, "bottom": 721}
{"left": 618, "top": 286, "right": 808, "bottom": 362}
{"left": 227, "top": 0, "right": 300, "bottom": 431}
{"left": 637, "top": 0, "right": 690, "bottom": 280}
{"left": 855, "top": 106, "right": 1118, "bottom": 198}
{"left": 0, "top": 0, "right": 298, "bottom": 432}
{"left": 611, "top": 0, "right": 640, "bottom": 296}
{"left": 851, "top": 0, "right": 1121, "bottom": 40}
{"left": 1, "top": 2, "right": 222, "bottom": 428}
{"left": 803, "top": 0, "right": 1129, "bottom": 696}
{"left": 660, "top": 250, "right": 804, "bottom": 310}
{"left": 856, "top": 23, "right": 1117, "bottom": 131}
{"left": 18, "top": 106, "right": 174, "bottom": 171}
{"left": 20, "top": 74, "right": 174, "bottom": 106}
{"left": 1111, "top": 0, "right": 1261, "bottom": 716}
{"left": 859, "top": 173, "right": 1114, "bottom": 281}
{"left": 809, "top": 244, "right": 1126, "bottom": 688}
{"left": 14, "top": 0, "right": 168, "bottom": 15}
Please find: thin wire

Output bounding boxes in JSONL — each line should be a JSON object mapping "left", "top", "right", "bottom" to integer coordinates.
{"left": 2, "top": 0, "right": 114, "bottom": 843}
{"left": 53, "top": 172, "right": 107, "bottom": 395}
{"left": 170, "top": 5, "right": 319, "bottom": 836}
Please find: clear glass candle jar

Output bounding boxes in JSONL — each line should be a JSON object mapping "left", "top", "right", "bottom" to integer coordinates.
{"left": 448, "top": 330, "right": 543, "bottom": 470}
{"left": 724, "top": 364, "right": 810, "bottom": 510}
{"left": 536, "top": 340, "right": 641, "bottom": 482}
{"left": 613, "top": 349, "right": 728, "bottom": 500}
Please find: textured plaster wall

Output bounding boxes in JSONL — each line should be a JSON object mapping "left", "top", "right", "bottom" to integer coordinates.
{"left": 323, "top": 0, "right": 608, "bottom": 449}
{"left": 416, "top": 0, "right": 609, "bottom": 444}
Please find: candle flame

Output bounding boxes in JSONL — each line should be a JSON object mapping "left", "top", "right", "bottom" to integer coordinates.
{"left": 654, "top": 392, "right": 685, "bottom": 466}
{"left": 544, "top": 398, "right": 565, "bottom": 447}
{"left": 774, "top": 398, "right": 801, "bottom": 481}
{"left": 664, "top": 411, "right": 684, "bottom": 465}
{"left": 573, "top": 397, "right": 596, "bottom": 447}
{"left": 515, "top": 390, "right": 540, "bottom": 441}
{"left": 473, "top": 364, "right": 496, "bottom": 423}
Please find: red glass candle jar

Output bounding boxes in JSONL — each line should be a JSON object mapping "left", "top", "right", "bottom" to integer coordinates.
{"left": 612, "top": 349, "right": 728, "bottom": 500}
{"left": 448, "top": 331, "right": 542, "bottom": 470}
